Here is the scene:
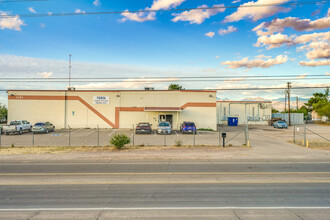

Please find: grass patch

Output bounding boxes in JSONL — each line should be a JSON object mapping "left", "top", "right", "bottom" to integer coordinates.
{"left": 290, "top": 140, "right": 330, "bottom": 150}
{"left": 198, "top": 128, "right": 215, "bottom": 132}
{"left": 314, "top": 121, "right": 330, "bottom": 126}
{"left": 0, "top": 144, "right": 248, "bottom": 155}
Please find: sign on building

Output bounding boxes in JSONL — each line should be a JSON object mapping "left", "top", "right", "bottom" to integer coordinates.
{"left": 93, "top": 96, "right": 110, "bottom": 104}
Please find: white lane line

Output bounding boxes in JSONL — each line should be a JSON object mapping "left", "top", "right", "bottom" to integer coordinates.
{"left": 108, "top": 130, "right": 116, "bottom": 137}
{"left": 86, "top": 130, "right": 95, "bottom": 136}
{"left": 65, "top": 129, "right": 83, "bottom": 137}
{"left": 1, "top": 207, "right": 330, "bottom": 211}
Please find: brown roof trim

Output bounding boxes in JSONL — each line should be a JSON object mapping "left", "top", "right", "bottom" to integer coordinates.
{"left": 7, "top": 89, "right": 216, "bottom": 93}
{"left": 217, "top": 100, "right": 272, "bottom": 103}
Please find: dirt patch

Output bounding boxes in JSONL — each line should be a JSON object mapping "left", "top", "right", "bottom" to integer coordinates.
{"left": 290, "top": 140, "right": 330, "bottom": 151}
{"left": 0, "top": 145, "right": 248, "bottom": 155}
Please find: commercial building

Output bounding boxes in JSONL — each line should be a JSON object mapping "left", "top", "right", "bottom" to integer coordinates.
{"left": 7, "top": 90, "right": 217, "bottom": 130}
{"left": 217, "top": 100, "right": 272, "bottom": 125}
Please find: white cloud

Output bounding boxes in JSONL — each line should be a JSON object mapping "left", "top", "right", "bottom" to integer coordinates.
{"left": 255, "top": 54, "right": 271, "bottom": 59}
{"left": 296, "top": 73, "right": 308, "bottom": 79}
{"left": 253, "top": 13, "right": 330, "bottom": 35}
{"left": 218, "top": 25, "right": 237, "bottom": 35}
{"left": 149, "top": 0, "right": 185, "bottom": 10}
{"left": 232, "top": 0, "right": 241, "bottom": 3}
{"left": 225, "top": 0, "right": 290, "bottom": 23}
{"left": 75, "top": 9, "right": 85, "bottom": 14}
{"left": 254, "top": 33, "right": 295, "bottom": 49}
{"left": 222, "top": 55, "right": 288, "bottom": 69}
{"left": 172, "top": 4, "right": 225, "bottom": 24}
{"left": 298, "top": 41, "right": 330, "bottom": 60}
{"left": 74, "top": 78, "right": 179, "bottom": 90}
{"left": 299, "top": 60, "right": 330, "bottom": 67}
{"left": 37, "top": 72, "right": 53, "bottom": 78}
{"left": 121, "top": 0, "right": 185, "bottom": 22}
{"left": 93, "top": 0, "right": 101, "bottom": 6}
{"left": 28, "top": 7, "right": 37, "bottom": 14}
{"left": 205, "top": 31, "right": 215, "bottom": 38}
{"left": 0, "top": 11, "right": 25, "bottom": 31}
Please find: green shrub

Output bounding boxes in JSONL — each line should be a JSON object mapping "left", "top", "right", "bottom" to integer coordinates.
{"left": 175, "top": 140, "right": 183, "bottom": 147}
{"left": 110, "top": 134, "right": 130, "bottom": 149}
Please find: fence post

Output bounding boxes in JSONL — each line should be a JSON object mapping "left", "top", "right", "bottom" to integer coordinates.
{"left": 32, "top": 131, "right": 34, "bottom": 147}
{"left": 132, "top": 124, "right": 135, "bottom": 146}
{"left": 193, "top": 129, "right": 196, "bottom": 147}
{"left": 97, "top": 125, "right": 99, "bottom": 147}
{"left": 293, "top": 125, "right": 296, "bottom": 144}
{"left": 304, "top": 121, "right": 307, "bottom": 147}
{"left": 68, "top": 125, "right": 71, "bottom": 147}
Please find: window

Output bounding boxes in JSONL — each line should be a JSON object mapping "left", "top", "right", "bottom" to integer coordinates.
{"left": 224, "top": 107, "right": 227, "bottom": 116}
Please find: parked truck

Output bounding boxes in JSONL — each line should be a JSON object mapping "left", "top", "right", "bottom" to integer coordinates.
{"left": 2, "top": 120, "right": 32, "bottom": 135}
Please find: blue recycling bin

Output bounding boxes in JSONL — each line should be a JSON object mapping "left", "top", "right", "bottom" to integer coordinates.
{"left": 228, "top": 117, "right": 238, "bottom": 126}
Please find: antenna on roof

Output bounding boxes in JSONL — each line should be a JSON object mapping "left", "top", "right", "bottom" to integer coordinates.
{"left": 69, "top": 54, "right": 72, "bottom": 88}
{"left": 67, "top": 54, "right": 75, "bottom": 91}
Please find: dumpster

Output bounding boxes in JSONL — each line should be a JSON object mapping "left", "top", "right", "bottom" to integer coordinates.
{"left": 228, "top": 117, "right": 238, "bottom": 126}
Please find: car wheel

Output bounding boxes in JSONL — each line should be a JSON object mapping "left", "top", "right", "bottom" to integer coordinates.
{"left": 53, "top": 127, "right": 55, "bottom": 132}
{"left": 46, "top": 129, "right": 49, "bottom": 134}
{"left": 19, "top": 129, "right": 22, "bottom": 135}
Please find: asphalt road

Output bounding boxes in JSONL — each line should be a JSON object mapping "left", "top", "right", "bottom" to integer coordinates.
{"left": 1, "top": 161, "right": 330, "bottom": 219}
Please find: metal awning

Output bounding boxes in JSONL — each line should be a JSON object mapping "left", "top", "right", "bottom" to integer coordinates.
{"left": 144, "top": 107, "right": 182, "bottom": 112}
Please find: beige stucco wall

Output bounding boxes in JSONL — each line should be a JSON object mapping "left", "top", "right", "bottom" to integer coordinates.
{"left": 217, "top": 102, "right": 272, "bottom": 125}
{"left": 7, "top": 90, "right": 217, "bottom": 130}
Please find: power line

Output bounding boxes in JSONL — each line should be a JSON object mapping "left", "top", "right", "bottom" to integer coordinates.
{"left": 1, "top": 1, "right": 328, "bottom": 18}
{"left": 0, "top": 77, "right": 328, "bottom": 83}
{"left": 0, "top": 74, "right": 328, "bottom": 80}
{"left": 1, "top": 86, "right": 328, "bottom": 92}
{"left": 0, "top": 0, "right": 47, "bottom": 2}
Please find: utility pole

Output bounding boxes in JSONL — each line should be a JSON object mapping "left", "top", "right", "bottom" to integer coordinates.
{"left": 287, "top": 82, "right": 291, "bottom": 126}
{"left": 296, "top": 96, "right": 299, "bottom": 110}
{"left": 284, "top": 91, "right": 287, "bottom": 112}
{"left": 68, "top": 54, "right": 72, "bottom": 88}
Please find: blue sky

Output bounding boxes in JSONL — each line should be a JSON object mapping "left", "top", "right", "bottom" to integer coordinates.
{"left": 0, "top": 0, "right": 329, "bottom": 104}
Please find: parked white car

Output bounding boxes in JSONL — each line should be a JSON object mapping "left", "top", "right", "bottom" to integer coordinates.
{"left": 157, "top": 121, "right": 172, "bottom": 134}
{"left": 3, "top": 120, "right": 32, "bottom": 135}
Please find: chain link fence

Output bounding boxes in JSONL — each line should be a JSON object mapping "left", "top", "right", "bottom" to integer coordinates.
{"left": 0, "top": 124, "right": 250, "bottom": 148}
{"left": 293, "top": 123, "right": 330, "bottom": 148}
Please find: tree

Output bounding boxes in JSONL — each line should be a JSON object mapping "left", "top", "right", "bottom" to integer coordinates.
{"left": 305, "top": 88, "right": 329, "bottom": 110}
{"left": 168, "top": 84, "right": 184, "bottom": 90}
{"left": 307, "top": 88, "right": 329, "bottom": 118}
{"left": 316, "top": 102, "right": 330, "bottom": 118}
{"left": 0, "top": 104, "right": 7, "bottom": 121}
{"left": 272, "top": 108, "right": 279, "bottom": 113}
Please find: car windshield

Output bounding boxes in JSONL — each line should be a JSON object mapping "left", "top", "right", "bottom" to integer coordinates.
{"left": 35, "top": 123, "right": 45, "bottom": 126}
{"left": 159, "top": 122, "right": 170, "bottom": 126}
{"left": 10, "top": 121, "right": 20, "bottom": 125}
{"left": 278, "top": 121, "right": 286, "bottom": 124}
{"left": 138, "top": 123, "right": 150, "bottom": 126}
{"left": 185, "top": 123, "right": 195, "bottom": 126}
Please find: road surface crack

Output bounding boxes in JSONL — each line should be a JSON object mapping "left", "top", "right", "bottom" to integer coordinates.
{"left": 232, "top": 209, "right": 242, "bottom": 220}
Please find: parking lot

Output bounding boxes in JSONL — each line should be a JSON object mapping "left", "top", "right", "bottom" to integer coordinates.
{"left": 0, "top": 124, "right": 328, "bottom": 148}
{"left": 0, "top": 126, "right": 248, "bottom": 147}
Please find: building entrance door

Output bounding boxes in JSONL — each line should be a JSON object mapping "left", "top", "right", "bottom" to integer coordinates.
{"left": 159, "top": 114, "right": 173, "bottom": 126}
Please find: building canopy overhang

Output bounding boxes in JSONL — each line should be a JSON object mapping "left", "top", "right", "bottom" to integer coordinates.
{"left": 144, "top": 107, "right": 182, "bottom": 112}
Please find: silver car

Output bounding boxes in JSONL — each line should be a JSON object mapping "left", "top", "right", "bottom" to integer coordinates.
{"left": 157, "top": 121, "right": 172, "bottom": 134}
{"left": 32, "top": 122, "right": 55, "bottom": 134}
